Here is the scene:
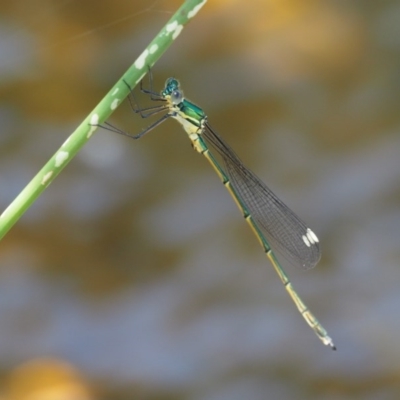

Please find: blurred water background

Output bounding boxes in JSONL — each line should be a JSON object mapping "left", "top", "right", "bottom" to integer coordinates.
{"left": 0, "top": 0, "right": 399, "bottom": 399}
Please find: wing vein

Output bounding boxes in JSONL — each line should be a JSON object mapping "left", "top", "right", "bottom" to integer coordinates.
{"left": 202, "top": 122, "right": 320, "bottom": 269}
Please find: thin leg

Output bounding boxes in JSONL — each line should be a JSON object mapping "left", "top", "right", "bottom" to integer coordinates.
{"left": 99, "top": 112, "right": 172, "bottom": 140}
{"left": 122, "top": 79, "right": 166, "bottom": 119}
{"left": 127, "top": 102, "right": 169, "bottom": 118}
{"left": 123, "top": 69, "right": 163, "bottom": 100}
{"left": 141, "top": 67, "right": 163, "bottom": 100}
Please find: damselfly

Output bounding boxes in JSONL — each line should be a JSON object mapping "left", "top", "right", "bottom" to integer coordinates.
{"left": 98, "top": 70, "right": 335, "bottom": 350}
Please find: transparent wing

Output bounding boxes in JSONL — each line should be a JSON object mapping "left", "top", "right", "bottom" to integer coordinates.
{"left": 202, "top": 122, "right": 321, "bottom": 270}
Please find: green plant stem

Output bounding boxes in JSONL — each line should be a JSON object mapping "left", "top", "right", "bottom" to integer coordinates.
{"left": 0, "top": 0, "right": 207, "bottom": 241}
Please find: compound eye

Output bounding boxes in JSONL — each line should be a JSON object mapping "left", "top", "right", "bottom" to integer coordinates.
{"left": 171, "top": 89, "right": 183, "bottom": 104}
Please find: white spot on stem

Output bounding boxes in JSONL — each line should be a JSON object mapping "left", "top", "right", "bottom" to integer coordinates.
{"left": 41, "top": 171, "right": 54, "bottom": 185}
{"left": 88, "top": 114, "right": 99, "bottom": 138}
{"left": 188, "top": 0, "right": 207, "bottom": 18}
{"left": 90, "top": 114, "right": 99, "bottom": 125}
{"left": 166, "top": 21, "right": 178, "bottom": 33}
{"left": 172, "top": 24, "right": 183, "bottom": 40}
{"left": 111, "top": 88, "right": 119, "bottom": 96}
{"left": 166, "top": 21, "right": 184, "bottom": 40}
{"left": 135, "top": 49, "right": 149, "bottom": 70}
{"left": 55, "top": 151, "right": 69, "bottom": 167}
{"left": 149, "top": 44, "right": 158, "bottom": 54}
{"left": 111, "top": 98, "right": 119, "bottom": 110}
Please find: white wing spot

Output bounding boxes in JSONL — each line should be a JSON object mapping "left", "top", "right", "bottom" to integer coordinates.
{"left": 41, "top": 171, "right": 54, "bottom": 185}
{"left": 188, "top": 0, "right": 207, "bottom": 18}
{"left": 135, "top": 49, "right": 149, "bottom": 70}
{"left": 55, "top": 151, "right": 69, "bottom": 167}
{"left": 302, "top": 235, "right": 311, "bottom": 247}
{"left": 306, "top": 228, "right": 319, "bottom": 244}
{"left": 111, "top": 98, "right": 119, "bottom": 110}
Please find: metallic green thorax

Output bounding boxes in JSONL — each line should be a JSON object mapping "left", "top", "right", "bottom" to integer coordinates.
{"left": 178, "top": 100, "right": 205, "bottom": 128}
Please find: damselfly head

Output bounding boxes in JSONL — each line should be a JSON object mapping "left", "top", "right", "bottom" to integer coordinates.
{"left": 162, "top": 78, "right": 180, "bottom": 96}
{"left": 162, "top": 78, "right": 183, "bottom": 104}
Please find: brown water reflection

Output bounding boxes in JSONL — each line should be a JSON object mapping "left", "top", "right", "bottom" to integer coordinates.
{"left": 1, "top": 0, "right": 400, "bottom": 399}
